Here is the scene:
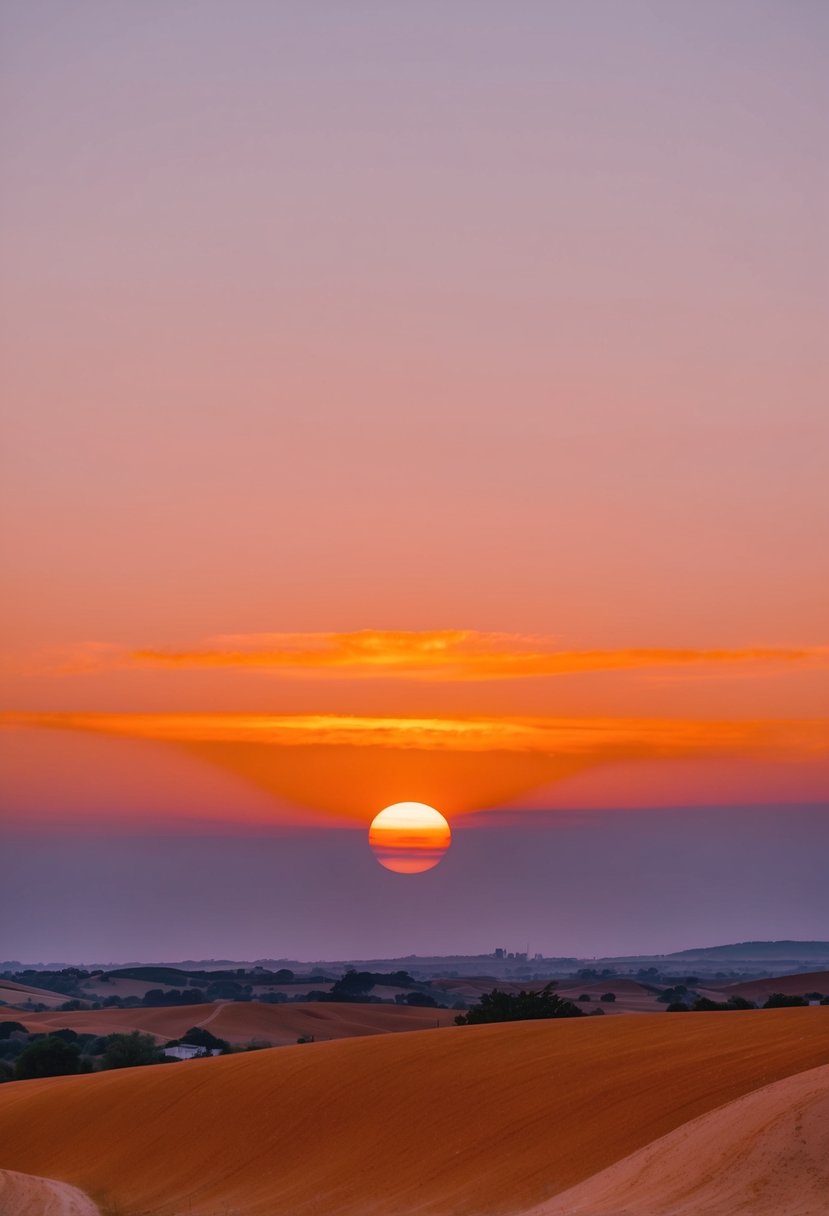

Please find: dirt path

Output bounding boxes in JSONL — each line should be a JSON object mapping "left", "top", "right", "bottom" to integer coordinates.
{"left": 194, "top": 1002, "right": 226, "bottom": 1029}
{"left": 0, "top": 1168, "right": 99, "bottom": 1215}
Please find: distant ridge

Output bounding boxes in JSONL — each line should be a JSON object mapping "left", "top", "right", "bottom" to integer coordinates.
{"left": 5, "top": 941, "right": 829, "bottom": 973}
{"left": 666, "top": 941, "right": 829, "bottom": 960}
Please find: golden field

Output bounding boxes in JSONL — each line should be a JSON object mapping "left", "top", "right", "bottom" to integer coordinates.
{"left": 0, "top": 1007, "right": 827, "bottom": 1215}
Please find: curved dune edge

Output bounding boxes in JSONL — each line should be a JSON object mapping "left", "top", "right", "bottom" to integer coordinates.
{"left": 18, "top": 998, "right": 457, "bottom": 1044}
{"left": 0, "top": 1169, "right": 99, "bottom": 1216}
{"left": 0, "top": 1009, "right": 827, "bottom": 1216}
{"left": 530, "top": 1061, "right": 829, "bottom": 1216}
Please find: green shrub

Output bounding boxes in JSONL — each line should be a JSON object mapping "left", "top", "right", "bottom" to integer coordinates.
{"left": 763, "top": 993, "right": 808, "bottom": 1009}
{"left": 101, "top": 1031, "right": 163, "bottom": 1070}
{"left": 455, "top": 983, "right": 585, "bottom": 1025}
{"left": 15, "top": 1036, "right": 80, "bottom": 1080}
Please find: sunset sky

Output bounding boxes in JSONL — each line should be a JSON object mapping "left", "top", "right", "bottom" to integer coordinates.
{"left": 1, "top": 1, "right": 826, "bottom": 962}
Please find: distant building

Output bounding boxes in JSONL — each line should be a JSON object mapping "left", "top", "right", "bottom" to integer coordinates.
{"left": 163, "top": 1044, "right": 221, "bottom": 1061}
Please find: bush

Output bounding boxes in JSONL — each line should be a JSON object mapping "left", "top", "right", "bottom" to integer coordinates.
{"left": 0, "top": 1021, "right": 26, "bottom": 1040}
{"left": 101, "top": 1031, "right": 163, "bottom": 1070}
{"left": 657, "top": 985, "right": 689, "bottom": 1004}
{"left": 666, "top": 1002, "right": 689, "bottom": 1012}
{"left": 600, "top": 993, "right": 616, "bottom": 1003}
{"left": 396, "top": 992, "right": 439, "bottom": 1007}
{"left": 177, "top": 1026, "right": 229, "bottom": 1053}
{"left": 455, "top": 983, "right": 585, "bottom": 1025}
{"left": 14, "top": 1036, "right": 80, "bottom": 1080}
{"left": 577, "top": 994, "right": 592, "bottom": 1002}
{"left": 142, "top": 987, "right": 205, "bottom": 1008}
{"left": 763, "top": 993, "right": 808, "bottom": 1009}
{"left": 205, "top": 980, "right": 250, "bottom": 1001}
{"left": 331, "top": 971, "right": 376, "bottom": 998}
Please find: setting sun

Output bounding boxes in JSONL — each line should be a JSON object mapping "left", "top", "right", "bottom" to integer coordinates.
{"left": 368, "top": 802, "right": 452, "bottom": 874}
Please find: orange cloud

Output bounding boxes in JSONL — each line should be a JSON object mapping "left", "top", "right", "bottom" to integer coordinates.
{"left": 3, "top": 712, "right": 826, "bottom": 822}
{"left": 130, "top": 630, "right": 829, "bottom": 680}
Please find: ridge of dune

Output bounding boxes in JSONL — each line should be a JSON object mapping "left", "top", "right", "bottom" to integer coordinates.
{"left": 0, "top": 1168, "right": 99, "bottom": 1216}
{"left": 18, "top": 999, "right": 456, "bottom": 1044}
{"left": 530, "top": 1061, "right": 829, "bottom": 1216}
{"left": 0, "top": 1007, "right": 827, "bottom": 1215}
{"left": 717, "top": 968, "right": 829, "bottom": 1002}
{"left": 0, "top": 980, "right": 90, "bottom": 1011}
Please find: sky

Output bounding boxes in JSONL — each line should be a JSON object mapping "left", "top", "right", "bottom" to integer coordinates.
{"left": 1, "top": 1, "right": 827, "bottom": 963}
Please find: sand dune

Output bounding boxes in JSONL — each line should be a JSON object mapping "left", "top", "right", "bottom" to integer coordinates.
{"left": 555, "top": 977, "right": 662, "bottom": 1015}
{"left": 19, "top": 999, "right": 456, "bottom": 1044}
{"left": 0, "top": 1169, "right": 98, "bottom": 1216}
{"left": 717, "top": 968, "right": 829, "bottom": 1003}
{"left": 0, "top": 1007, "right": 826, "bottom": 1215}
{"left": 0, "top": 979, "right": 91, "bottom": 1012}
{"left": 532, "top": 1061, "right": 829, "bottom": 1216}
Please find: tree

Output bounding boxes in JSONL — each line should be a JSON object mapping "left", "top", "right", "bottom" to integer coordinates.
{"left": 50, "top": 1027, "right": 80, "bottom": 1043}
{"left": 101, "top": 1031, "right": 163, "bottom": 1070}
{"left": 15, "top": 1036, "right": 80, "bottom": 1080}
{"left": 205, "top": 980, "right": 249, "bottom": 1001}
{"left": 600, "top": 992, "right": 616, "bottom": 1003}
{"left": 763, "top": 993, "right": 808, "bottom": 1009}
{"left": 177, "top": 1026, "right": 229, "bottom": 1053}
{"left": 395, "top": 992, "right": 438, "bottom": 1007}
{"left": 454, "top": 983, "right": 585, "bottom": 1025}
{"left": 666, "top": 1002, "right": 689, "bottom": 1012}
{"left": 331, "top": 970, "right": 376, "bottom": 998}
{"left": 0, "top": 1021, "right": 26, "bottom": 1040}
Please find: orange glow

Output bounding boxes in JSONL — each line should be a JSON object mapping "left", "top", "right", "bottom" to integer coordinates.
{"left": 2, "top": 712, "right": 826, "bottom": 827}
{"left": 368, "top": 803, "right": 452, "bottom": 873}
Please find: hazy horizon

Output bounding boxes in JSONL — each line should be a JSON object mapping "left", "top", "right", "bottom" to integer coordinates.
{"left": 5, "top": 805, "right": 826, "bottom": 964}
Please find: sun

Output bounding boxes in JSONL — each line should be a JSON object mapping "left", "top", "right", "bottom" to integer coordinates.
{"left": 368, "top": 802, "right": 452, "bottom": 874}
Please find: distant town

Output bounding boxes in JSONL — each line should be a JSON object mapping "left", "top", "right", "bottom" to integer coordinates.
{"left": 5, "top": 940, "right": 829, "bottom": 983}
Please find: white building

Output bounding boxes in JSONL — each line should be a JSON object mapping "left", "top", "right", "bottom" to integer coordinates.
{"left": 163, "top": 1044, "right": 221, "bottom": 1060}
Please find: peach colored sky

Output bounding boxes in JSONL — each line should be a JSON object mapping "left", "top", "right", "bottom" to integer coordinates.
{"left": 0, "top": 3, "right": 827, "bottom": 957}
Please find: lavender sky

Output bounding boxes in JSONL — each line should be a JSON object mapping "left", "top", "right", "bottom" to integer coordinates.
{"left": 1, "top": 2, "right": 827, "bottom": 962}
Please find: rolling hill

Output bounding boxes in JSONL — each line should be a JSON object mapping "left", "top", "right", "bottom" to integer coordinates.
{"left": 0, "top": 1007, "right": 826, "bottom": 1215}
{"left": 0, "top": 980, "right": 88, "bottom": 1013}
{"left": 533, "top": 1062, "right": 829, "bottom": 1215}
{"left": 715, "top": 969, "right": 829, "bottom": 1004}
{"left": 18, "top": 999, "right": 455, "bottom": 1044}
